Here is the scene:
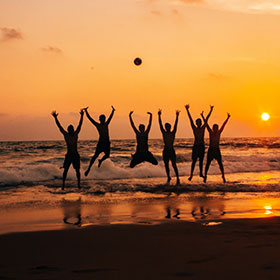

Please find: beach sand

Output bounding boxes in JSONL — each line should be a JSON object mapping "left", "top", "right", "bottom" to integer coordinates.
{"left": 1, "top": 217, "right": 280, "bottom": 280}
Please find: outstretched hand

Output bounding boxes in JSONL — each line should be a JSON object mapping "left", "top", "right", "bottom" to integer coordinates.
{"left": 227, "top": 113, "right": 231, "bottom": 118}
{"left": 185, "top": 104, "right": 190, "bottom": 110}
{"left": 210, "top": 105, "right": 214, "bottom": 110}
{"left": 176, "top": 110, "right": 180, "bottom": 116}
{"left": 51, "top": 111, "right": 58, "bottom": 118}
{"left": 201, "top": 111, "right": 204, "bottom": 117}
{"left": 111, "top": 105, "right": 115, "bottom": 111}
{"left": 147, "top": 112, "right": 152, "bottom": 116}
{"left": 82, "top": 106, "right": 88, "bottom": 111}
{"left": 129, "top": 111, "right": 134, "bottom": 116}
{"left": 158, "top": 109, "right": 162, "bottom": 115}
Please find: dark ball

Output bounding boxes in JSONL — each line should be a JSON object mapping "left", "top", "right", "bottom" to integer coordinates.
{"left": 134, "top": 57, "right": 142, "bottom": 66}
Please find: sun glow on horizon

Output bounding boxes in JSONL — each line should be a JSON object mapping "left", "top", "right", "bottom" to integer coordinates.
{"left": 261, "top": 113, "right": 270, "bottom": 121}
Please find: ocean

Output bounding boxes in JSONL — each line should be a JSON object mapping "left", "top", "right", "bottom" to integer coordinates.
{"left": 0, "top": 137, "right": 280, "bottom": 234}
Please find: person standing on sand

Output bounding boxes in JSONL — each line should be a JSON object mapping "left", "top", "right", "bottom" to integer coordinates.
{"left": 51, "top": 109, "right": 84, "bottom": 190}
{"left": 84, "top": 106, "right": 115, "bottom": 176}
{"left": 202, "top": 112, "right": 230, "bottom": 183}
{"left": 185, "top": 104, "right": 214, "bottom": 181}
{"left": 129, "top": 111, "right": 158, "bottom": 168}
{"left": 158, "top": 109, "right": 180, "bottom": 185}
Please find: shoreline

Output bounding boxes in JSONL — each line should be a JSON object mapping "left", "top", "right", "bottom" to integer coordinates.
{"left": 1, "top": 217, "right": 280, "bottom": 279}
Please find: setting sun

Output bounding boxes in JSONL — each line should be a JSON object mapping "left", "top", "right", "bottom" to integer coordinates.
{"left": 261, "top": 113, "right": 270, "bottom": 121}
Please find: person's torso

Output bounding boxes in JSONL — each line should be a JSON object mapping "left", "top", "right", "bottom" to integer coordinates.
{"left": 97, "top": 123, "right": 110, "bottom": 142}
{"left": 136, "top": 132, "right": 148, "bottom": 152}
{"left": 209, "top": 131, "right": 220, "bottom": 149}
{"left": 163, "top": 131, "right": 175, "bottom": 150}
{"left": 64, "top": 133, "right": 78, "bottom": 153}
{"left": 193, "top": 127, "right": 205, "bottom": 146}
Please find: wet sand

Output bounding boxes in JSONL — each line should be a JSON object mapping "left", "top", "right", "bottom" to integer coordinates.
{"left": 1, "top": 217, "right": 280, "bottom": 280}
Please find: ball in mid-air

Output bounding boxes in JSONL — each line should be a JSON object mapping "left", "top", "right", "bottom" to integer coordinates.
{"left": 134, "top": 57, "right": 142, "bottom": 66}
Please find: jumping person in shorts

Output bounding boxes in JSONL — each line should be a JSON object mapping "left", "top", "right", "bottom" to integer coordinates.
{"left": 202, "top": 112, "right": 230, "bottom": 183}
{"left": 84, "top": 106, "right": 115, "bottom": 176}
{"left": 51, "top": 109, "right": 84, "bottom": 190}
{"left": 129, "top": 111, "right": 158, "bottom": 168}
{"left": 185, "top": 104, "right": 214, "bottom": 181}
{"left": 158, "top": 109, "right": 180, "bottom": 185}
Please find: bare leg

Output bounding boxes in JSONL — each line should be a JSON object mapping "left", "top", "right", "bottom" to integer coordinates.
{"left": 164, "top": 159, "right": 171, "bottom": 184}
{"left": 217, "top": 158, "right": 226, "bottom": 183}
{"left": 98, "top": 153, "right": 110, "bottom": 168}
{"left": 204, "top": 159, "right": 211, "bottom": 183}
{"left": 189, "top": 158, "right": 197, "bottom": 181}
{"left": 75, "top": 169, "right": 81, "bottom": 189}
{"left": 85, "top": 151, "right": 101, "bottom": 176}
{"left": 199, "top": 157, "right": 204, "bottom": 178}
{"left": 62, "top": 165, "right": 70, "bottom": 190}
{"left": 171, "top": 159, "right": 180, "bottom": 185}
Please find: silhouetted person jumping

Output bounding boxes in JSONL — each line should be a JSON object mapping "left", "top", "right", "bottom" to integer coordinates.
{"left": 185, "top": 104, "right": 213, "bottom": 181}
{"left": 202, "top": 112, "right": 230, "bottom": 183}
{"left": 51, "top": 109, "right": 84, "bottom": 190}
{"left": 129, "top": 111, "right": 158, "bottom": 168}
{"left": 84, "top": 106, "right": 115, "bottom": 176}
{"left": 158, "top": 109, "right": 180, "bottom": 185}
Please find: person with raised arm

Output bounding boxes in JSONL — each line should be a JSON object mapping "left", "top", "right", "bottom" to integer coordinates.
{"left": 202, "top": 112, "right": 231, "bottom": 183}
{"left": 158, "top": 109, "right": 180, "bottom": 185}
{"left": 84, "top": 106, "right": 115, "bottom": 176}
{"left": 51, "top": 109, "right": 84, "bottom": 190}
{"left": 129, "top": 111, "right": 158, "bottom": 168}
{"left": 185, "top": 104, "right": 214, "bottom": 181}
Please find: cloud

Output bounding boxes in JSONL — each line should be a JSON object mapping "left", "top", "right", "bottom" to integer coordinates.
{"left": 0, "top": 113, "right": 8, "bottom": 117}
{"left": 151, "top": 10, "right": 162, "bottom": 16}
{"left": 1, "top": 28, "right": 23, "bottom": 41}
{"left": 208, "top": 72, "right": 228, "bottom": 80}
{"left": 41, "top": 46, "right": 62, "bottom": 54}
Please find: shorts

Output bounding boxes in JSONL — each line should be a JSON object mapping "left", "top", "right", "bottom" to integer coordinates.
{"left": 130, "top": 150, "right": 158, "bottom": 168}
{"left": 163, "top": 148, "right": 176, "bottom": 163}
{"left": 192, "top": 145, "right": 205, "bottom": 160}
{"left": 63, "top": 152, "right": 80, "bottom": 170}
{"left": 95, "top": 141, "right": 110, "bottom": 156}
{"left": 207, "top": 147, "right": 222, "bottom": 162}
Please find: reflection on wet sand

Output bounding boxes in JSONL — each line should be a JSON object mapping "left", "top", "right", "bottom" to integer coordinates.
{"left": 62, "top": 198, "right": 82, "bottom": 227}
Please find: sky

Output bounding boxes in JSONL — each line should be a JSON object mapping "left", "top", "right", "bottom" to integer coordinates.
{"left": 1, "top": 0, "right": 280, "bottom": 140}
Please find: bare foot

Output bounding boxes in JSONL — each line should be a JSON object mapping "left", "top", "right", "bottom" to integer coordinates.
{"left": 222, "top": 175, "right": 226, "bottom": 183}
{"left": 188, "top": 175, "right": 193, "bottom": 181}
{"left": 176, "top": 179, "right": 180, "bottom": 185}
{"left": 84, "top": 169, "right": 90, "bottom": 177}
{"left": 166, "top": 177, "right": 171, "bottom": 185}
{"left": 203, "top": 176, "right": 207, "bottom": 183}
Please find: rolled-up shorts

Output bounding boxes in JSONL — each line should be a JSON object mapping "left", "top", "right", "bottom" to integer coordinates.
{"left": 63, "top": 152, "right": 80, "bottom": 170}
{"left": 207, "top": 147, "right": 222, "bottom": 162}
{"left": 192, "top": 145, "right": 205, "bottom": 160}
{"left": 163, "top": 148, "right": 176, "bottom": 163}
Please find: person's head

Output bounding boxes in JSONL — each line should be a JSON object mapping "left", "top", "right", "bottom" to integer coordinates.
{"left": 139, "top": 124, "right": 145, "bottom": 132}
{"left": 196, "top": 118, "right": 202, "bottom": 127}
{"left": 213, "top": 124, "right": 219, "bottom": 132}
{"left": 99, "top": 114, "right": 106, "bottom": 123}
{"left": 165, "top": 123, "right": 171, "bottom": 132}
{"left": 67, "top": 125, "right": 74, "bottom": 134}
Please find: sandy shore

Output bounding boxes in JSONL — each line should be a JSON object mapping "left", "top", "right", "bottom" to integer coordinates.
{"left": 1, "top": 217, "right": 280, "bottom": 280}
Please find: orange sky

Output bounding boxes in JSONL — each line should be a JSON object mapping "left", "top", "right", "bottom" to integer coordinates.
{"left": 0, "top": 0, "right": 280, "bottom": 140}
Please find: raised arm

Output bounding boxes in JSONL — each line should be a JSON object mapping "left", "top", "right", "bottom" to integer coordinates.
{"left": 158, "top": 109, "right": 165, "bottom": 133}
{"left": 201, "top": 112, "right": 211, "bottom": 133}
{"left": 173, "top": 110, "right": 180, "bottom": 134}
{"left": 129, "top": 111, "right": 138, "bottom": 134}
{"left": 51, "top": 111, "right": 67, "bottom": 135}
{"left": 219, "top": 113, "right": 231, "bottom": 133}
{"left": 106, "top": 106, "right": 115, "bottom": 125}
{"left": 146, "top": 112, "right": 152, "bottom": 133}
{"left": 185, "top": 104, "right": 195, "bottom": 129}
{"left": 83, "top": 107, "right": 98, "bottom": 126}
{"left": 75, "top": 109, "right": 84, "bottom": 134}
{"left": 203, "top": 105, "right": 214, "bottom": 126}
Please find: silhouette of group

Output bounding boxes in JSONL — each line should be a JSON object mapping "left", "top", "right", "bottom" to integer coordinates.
{"left": 52, "top": 105, "right": 230, "bottom": 189}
